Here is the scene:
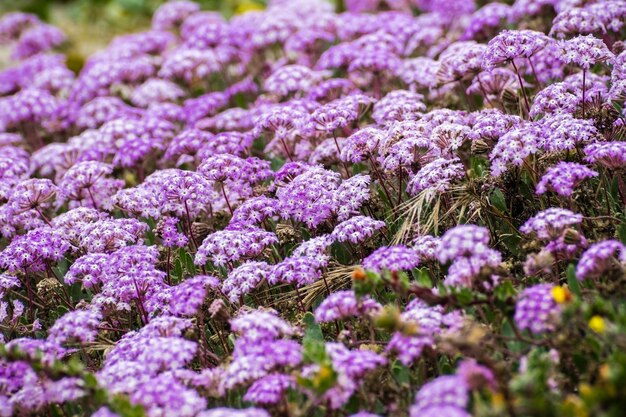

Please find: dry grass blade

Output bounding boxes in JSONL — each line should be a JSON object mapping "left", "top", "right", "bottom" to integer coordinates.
{"left": 391, "top": 191, "right": 441, "bottom": 245}
{"left": 277, "top": 264, "right": 354, "bottom": 310}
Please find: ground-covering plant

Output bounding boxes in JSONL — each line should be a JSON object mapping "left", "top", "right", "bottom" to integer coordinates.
{"left": 1, "top": 0, "right": 626, "bottom": 416}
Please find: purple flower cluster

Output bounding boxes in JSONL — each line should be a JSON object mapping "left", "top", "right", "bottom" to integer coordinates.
{"left": 514, "top": 283, "right": 561, "bottom": 334}
{"left": 536, "top": 162, "right": 598, "bottom": 197}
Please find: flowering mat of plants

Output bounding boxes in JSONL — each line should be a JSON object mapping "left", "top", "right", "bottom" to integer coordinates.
{"left": 1, "top": 0, "right": 626, "bottom": 416}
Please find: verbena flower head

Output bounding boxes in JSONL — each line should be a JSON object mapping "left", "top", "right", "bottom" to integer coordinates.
{"left": 557, "top": 35, "right": 614, "bottom": 70}
{"left": 372, "top": 90, "right": 426, "bottom": 125}
{"left": 462, "top": 3, "right": 511, "bottom": 41}
{"left": 59, "top": 161, "right": 123, "bottom": 210}
{"left": 536, "top": 162, "right": 598, "bottom": 197}
{"left": 363, "top": 245, "right": 420, "bottom": 272}
{"left": 331, "top": 216, "right": 385, "bottom": 244}
{"left": 6, "top": 178, "right": 57, "bottom": 215}
{"left": 550, "top": 7, "right": 605, "bottom": 38}
{"left": 222, "top": 261, "right": 272, "bottom": 303}
{"left": 412, "top": 235, "right": 441, "bottom": 262}
{"left": 410, "top": 375, "right": 469, "bottom": 417}
{"left": 195, "top": 227, "right": 278, "bottom": 267}
{"left": 407, "top": 157, "right": 465, "bottom": 197}
{"left": 489, "top": 124, "right": 541, "bottom": 177}
{"left": 584, "top": 142, "right": 626, "bottom": 169}
{"left": 276, "top": 166, "right": 340, "bottom": 228}
{"left": 76, "top": 218, "right": 148, "bottom": 253}
{"left": 341, "top": 127, "right": 384, "bottom": 164}
{"left": 314, "top": 290, "right": 382, "bottom": 322}
{"left": 1, "top": 88, "right": 59, "bottom": 130}
{"left": 538, "top": 115, "right": 598, "bottom": 152}
{"left": 152, "top": 1, "right": 200, "bottom": 31}
{"left": 437, "top": 41, "right": 487, "bottom": 83}
{"left": 12, "top": 23, "right": 66, "bottom": 60}
{"left": 530, "top": 82, "right": 580, "bottom": 117}
{"left": 0, "top": 226, "right": 70, "bottom": 273}
{"left": 482, "top": 30, "right": 548, "bottom": 70}
{"left": 47, "top": 309, "right": 102, "bottom": 347}
{"left": 268, "top": 256, "right": 323, "bottom": 287}
{"left": 264, "top": 65, "right": 326, "bottom": 99}
{"left": 438, "top": 225, "right": 491, "bottom": 264}
{"left": 520, "top": 208, "right": 583, "bottom": 241}
{"left": 576, "top": 240, "right": 626, "bottom": 281}
{"left": 230, "top": 309, "right": 295, "bottom": 344}
{"left": 130, "top": 78, "right": 186, "bottom": 108}
{"left": 0, "top": 12, "right": 39, "bottom": 42}
{"left": 387, "top": 300, "right": 464, "bottom": 365}
{"left": 243, "top": 373, "right": 296, "bottom": 405}
{"left": 514, "top": 283, "right": 561, "bottom": 334}
{"left": 167, "top": 275, "right": 219, "bottom": 317}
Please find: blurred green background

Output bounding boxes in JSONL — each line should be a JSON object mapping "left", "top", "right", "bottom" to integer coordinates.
{"left": 0, "top": 0, "right": 266, "bottom": 59}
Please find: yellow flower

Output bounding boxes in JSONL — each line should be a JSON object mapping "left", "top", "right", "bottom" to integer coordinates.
{"left": 589, "top": 315, "right": 606, "bottom": 333}
{"left": 236, "top": 1, "right": 265, "bottom": 14}
{"left": 551, "top": 286, "right": 571, "bottom": 304}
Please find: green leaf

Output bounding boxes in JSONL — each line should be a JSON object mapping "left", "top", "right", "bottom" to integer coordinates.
{"left": 495, "top": 280, "right": 516, "bottom": 301}
{"left": 185, "top": 252, "right": 196, "bottom": 276}
{"left": 618, "top": 223, "right": 626, "bottom": 245}
{"left": 173, "top": 259, "right": 183, "bottom": 280}
{"left": 566, "top": 263, "right": 581, "bottom": 297}
{"left": 302, "top": 312, "right": 327, "bottom": 364}
{"left": 414, "top": 268, "right": 433, "bottom": 288}
{"left": 390, "top": 360, "right": 410, "bottom": 387}
{"left": 490, "top": 189, "right": 507, "bottom": 212}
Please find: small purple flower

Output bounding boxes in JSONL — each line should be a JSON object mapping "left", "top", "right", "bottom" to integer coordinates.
{"left": 536, "top": 162, "right": 598, "bottom": 197}
{"left": 489, "top": 124, "right": 541, "bottom": 177}
{"left": 557, "top": 35, "right": 614, "bottom": 70}
{"left": 222, "top": 261, "right": 272, "bottom": 303}
{"left": 268, "top": 256, "right": 323, "bottom": 287}
{"left": 411, "top": 375, "right": 468, "bottom": 413}
{"left": 584, "top": 142, "right": 626, "bottom": 169}
{"left": 195, "top": 227, "right": 278, "bottom": 267}
{"left": 331, "top": 216, "right": 385, "bottom": 245}
{"left": 576, "top": 240, "right": 626, "bottom": 280}
{"left": 482, "top": 29, "right": 548, "bottom": 70}
{"left": 314, "top": 290, "right": 382, "bottom": 323}
{"left": 550, "top": 7, "right": 605, "bottom": 38}
{"left": 12, "top": 23, "right": 66, "bottom": 60}
{"left": 152, "top": 1, "right": 200, "bottom": 31}
{"left": 167, "top": 275, "right": 219, "bottom": 317}
{"left": 520, "top": 208, "right": 583, "bottom": 241}
{"left": 264, "top": 65, "right": 326, "bottom": 99}
{"left": 47, "top": 309, "right": 102, "bottom": 347}
{"left": 0, "top": 227, "right": 70, "bottom": 273}
{"left": 243, "top": 373, "right": 296, "bottom": 405}
{"left": 411, "top": 235, "right": 441, "bottom": 262}
{"left": 407, "top": 157, "right": 465, "bottom": 197}
{"left": 438, "top": 225, "right": 491, "bottom": 264}
{"left": 363, "top": 245, "right": 420, "bottom": 273}
{"left": 514, "top": 283, "right": 561, "bottom": 334}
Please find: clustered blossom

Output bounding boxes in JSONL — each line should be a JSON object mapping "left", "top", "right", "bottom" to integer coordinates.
{"left": 195, "top": 227, "right": 278, "bottom": 267}
{"left": 438, "top": 225, "right": 502, "bottom": 287}
{"left": 406, "top": 157, "right": 465, "bottom": 197}
{"left": 576, "top": 240, "right": 626, "bottom": 281}
{"left": 387, "top": 300, "right": 464, "bottom": 365}
{"left": 536, "top": 162, "right": 598, "bottom": 197}
{"left": 514, "top": 284, "right": 561, "bottom": 334}
{"left": 314, "top": 290, "right": 381, "bottom": 323}
{"left": 363, "top": 245, "right": 420, "bottom": 273}
{"left": 331, "top": 216, "right": 385, "bottom": 244}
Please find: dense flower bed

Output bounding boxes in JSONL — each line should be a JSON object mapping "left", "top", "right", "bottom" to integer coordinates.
{"left": 1, "top": 0, "right": 626, "bottom": 416}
